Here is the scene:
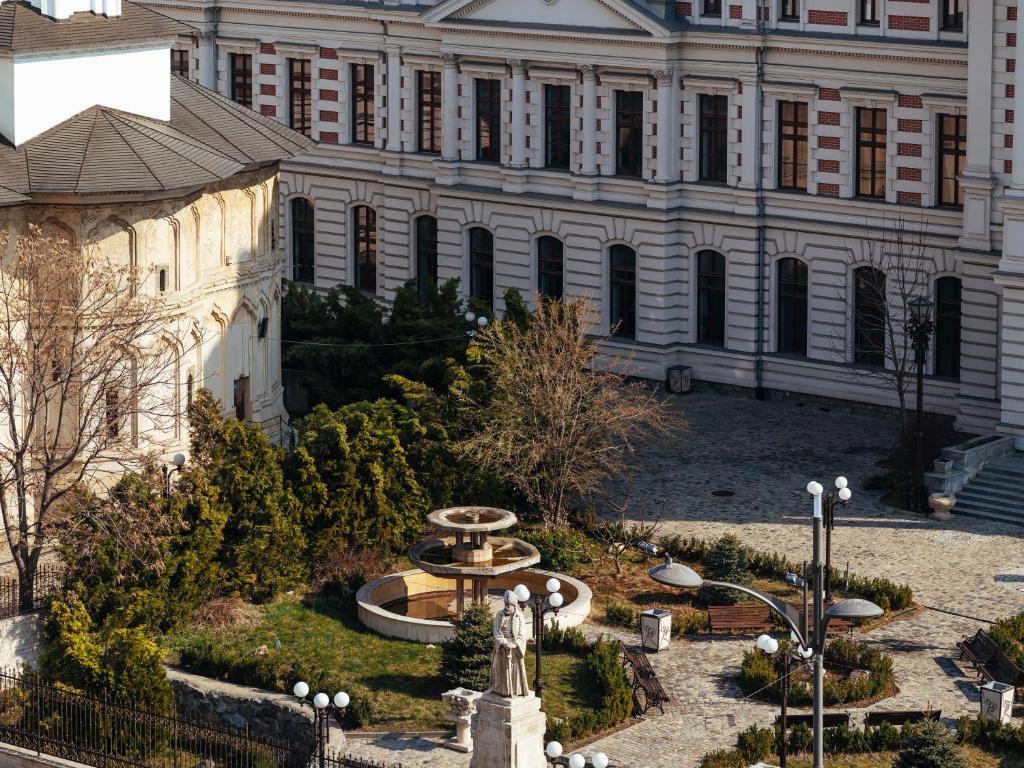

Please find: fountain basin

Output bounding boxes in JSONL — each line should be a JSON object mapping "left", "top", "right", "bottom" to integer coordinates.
{"left": 410, "top": 536, "right": 541, "bottom": 578}
{"left": 356, "top": 568, "right": 593, "bottom": 644}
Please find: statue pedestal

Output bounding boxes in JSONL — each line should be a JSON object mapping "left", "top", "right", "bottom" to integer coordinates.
{"left": 468, "top": 691, "right": 546, "bottom": 768}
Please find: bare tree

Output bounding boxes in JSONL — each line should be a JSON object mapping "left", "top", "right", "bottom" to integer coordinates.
{"left": 458, "top": 295, "right": 680, "bottom": 530}
{"left": 589, "top": 481, "right": 662, "bottom": 575}
{"left": 0, "top": 226, "right": 178, "bottom": 608}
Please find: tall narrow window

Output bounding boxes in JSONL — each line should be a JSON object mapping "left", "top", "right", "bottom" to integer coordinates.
{"left": 609, "top": 245, "right": 637, "bottom": 339}
{"left": 615, "top": 91, "right": 643, "bottom": 177}
{"left": 290, "top": 198, "right": 315, "bottom": 284}
{"left": 475, "top": 79, "right": 502, "bottom": 162}
{"left": 697, "top": 250, "right": 726, "bottom": 346}
{"left": 105, "top": 390, "right": 121, "bottom": 438}
{"left": 938, "top": 114, "right": 966, "bottom": 208}
{"left": 860, "top": 0, "right": 879, "bottom": 25}
{"left": 469, "top": 228, "right": 494, "bottom": 309}
{"left": 417, "top": 71, "right": 441, "bottom": 154}
{"left": 288, "top": 59, "right": 312, "bottom": 137}
{"left": 942, "top": 0, "right": 963, "bottom": 31}
{"left": 354, "top": 206, "right": 377, "bottom": 295}
{"left": 544, "top": 84, "right": 571, "bottom": 170}
{"left": 702, "top": 0, "right": 722, "bottom": 15}
{"left": 233, "top": 376, "right": 249, "bottom": 422}
{"left": 853, "top": 267, "right": 886, "bottom": 367}
{"left": 776, "top": 258, "right": 807, "bottom": 355}
{"left": 170, "top": 49, "right": 189, "bottom": 78}
{"left": 537, "top": 236, "right": 564, "bottom": 300}
{"left": 415, "top": 216, "right": 438, "bottom": 295}
{"left": 779, "top": 0, "right": 799, "bottom": 21}
{"left": 699, "top": 94, "right": 729, "bottom": 183}
{"left": 935, "top": 276, "right": 962, "bottom": 378}
{"left": 351, "top": 64, "right": 375, "bottom": 145}
{"left": 230, "top": 53, "right": 252, "bottom": 109}
{"left": 777, "top": 101, "right": 808, "bottom": 190}
{"left": 856, "top": 108, "right": 887, "bottom": 199}
{"left": 186, "top": 373, "right": 194, "bottom": 411}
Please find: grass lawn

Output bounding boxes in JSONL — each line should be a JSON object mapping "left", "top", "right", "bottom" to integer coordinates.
{"left": 780, "top": 746, "right": 1024, "bottom": 768}
{"left": 163, "top": 592, "right": 602, "bottom": 733}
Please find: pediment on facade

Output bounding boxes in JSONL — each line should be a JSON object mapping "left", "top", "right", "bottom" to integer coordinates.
{"left": 423, "top": 0, "right": 669, "bottom": 37}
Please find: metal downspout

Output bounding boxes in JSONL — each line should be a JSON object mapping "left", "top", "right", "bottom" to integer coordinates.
{"left": 753, "top": 0, "right": 768, "bottom": 400}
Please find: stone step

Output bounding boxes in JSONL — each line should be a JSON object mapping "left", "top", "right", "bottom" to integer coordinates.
{"left": 954, "top": 503, "right": 1024, "bottom": 528}
{"left": 978, "top": 466, "right": 1024, "bottom": 482}
{"left": 958, "top": 484, "right": 1024, "bottom": 504}
{"left": 968, "top": 475, "right": 1024, "bottom": 493}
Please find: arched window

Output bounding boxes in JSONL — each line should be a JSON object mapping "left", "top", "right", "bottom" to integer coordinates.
{"left": 776, "top": 257, "right": 807, "bottom": 355}
{"left": 853, "top": 266, "right": 886, "bottom": 367}
{"left": 469, "top": 227, "right": 494, "bottom": 309}
{"left": 609, "top": 245, "right": 637, "bottom": 339}
{"left": 935, "top": 276, "right": 962, "bottom": 379}
{"left": 353, "top": 206, "right": 377, "bottom": 294}
{"left": 696, "top": 250, "right": 726, "bottom": 346}
{"left": 415, "top": 216, "right": 438, "bottom": 295}
{"left": 537, "top": 236, "right": 564, "bottom": 300}
{"left": 290, "top": 198, "right": 315, "bottom": 284}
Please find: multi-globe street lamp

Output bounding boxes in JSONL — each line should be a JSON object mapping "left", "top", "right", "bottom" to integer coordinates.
{"left": 545, "top": 741, "right": 610, "bottom": 768}
{"left": 821, "top": 477, "right": 852, "bottom": 601}
{"left": 293, "top": 681, "right": 350, "bottom": 768}
{"left": 514, "top": 578, "right": 564, "bottom": 699}
{"left": 756, "top": 633, "right": 805, "bottom": 768}
{"left": 907, "top": 295, "right": 934, "bottom": 514}
{"left": 161, "top": 452, "right": 186, "bottom": 496}
{"left": 648, "top": 480, "right": 884, "bottom": 768}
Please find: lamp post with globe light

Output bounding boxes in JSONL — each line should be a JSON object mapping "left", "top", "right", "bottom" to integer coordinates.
{"left": 648, "top": 480, "right": 884, "bottom": 768}
{"left": 756, "top": 633, "right": 804, "bottom": 768}
{"left": 161, "top": 452, "right": 186, "bottom": 497}
{"left": 292, "top": 681, "right": 350, "bottom": 768}
{"left": 514, "top": 578, "right": 564, "bottom": 699}
{"left": 822, "top": 477, "right": 852, "bottom": 601}
{"left": 907, "top": 295, "right": 934, "bottom": 514}
{"left": 545, "top": 741, "right": 610, "bottom": 768}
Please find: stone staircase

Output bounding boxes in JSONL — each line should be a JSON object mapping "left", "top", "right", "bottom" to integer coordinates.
{"left": 954, "top": 453, "right": 1024, "bottom": 527}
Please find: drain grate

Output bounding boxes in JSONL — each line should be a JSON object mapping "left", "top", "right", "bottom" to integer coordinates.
{"left": 711, "top": 489, "right": 735, "bottom": 498}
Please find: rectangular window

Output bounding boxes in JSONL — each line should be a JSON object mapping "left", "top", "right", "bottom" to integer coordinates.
{"left": 614, "top": 90, "right": 643, "bottom": 177}
{"left": 351, "top": 64, "right": 375, "bottom": 145}
{"left": 860, "top": 0, "right": 879, "bottom": 25}
{"left": 415, "top": 216, "right": 438, "bottom": 295}
{"left": 856, "top": 107, "right": 887, "bottom": 199}
{"left": 417, "top": 71, "right": 441, "bottom": 154}
{"left": 777, "top": 101, "right": 808, "bottom": 191}
{"left": 170, "top": 49, "right": 189, "bottom": 78}
{"left": 779, "top": 0, "right": 799, "bottom": 21}
{"left": 942, "top": 0, "right": 963, "bottom": 31}
{"left": 699, "top": 94, "right": 729, "bottom": 183}
{"left": 609, "top": 246, "right": 637, "bottom": 339}
{"left": 543, "top": 84, "right": 571, "bottom": 170}
{"left": 475, "top": 79, "right": 502, "bottom": 162}
{"left": 230, "top": 53, "right": 252, "bottom": 109}
{"left": 938, "top": 114, "right": 966, "bottom": 208}
{"left": 288, "top": 59, "right": 312, "bottom": 137}
{"left": 702, "top": 0, "right": 722, "bottom": 15}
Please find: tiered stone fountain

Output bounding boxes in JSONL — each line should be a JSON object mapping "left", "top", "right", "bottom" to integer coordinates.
{"left": 357, "top": 506, "right": 591, "bottom": 643}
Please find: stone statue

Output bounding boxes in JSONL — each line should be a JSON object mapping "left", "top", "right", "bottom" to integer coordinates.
{"left": 490, "top": 590, "right": 530, "bottom": 697}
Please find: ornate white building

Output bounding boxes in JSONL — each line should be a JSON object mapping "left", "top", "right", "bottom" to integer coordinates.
{"left": 144, "top": 0, "right": 1024, "bottom": 444}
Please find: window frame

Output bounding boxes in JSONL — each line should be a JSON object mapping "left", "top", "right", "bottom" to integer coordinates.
{"left": 702, "top": 0, "right": 722, "bottom": 16}
{"left": 609, "top": 244, "right": 637, "bottom": 339}
{"left": 853, "top": 266, "right": 886, "bottom": 368}
{"left": 776, "top": 257, "right": 808, "bottom": 356}
{"left": 779, "top": 0, "right": 799, "bottom": 21}
{"left": 860, "top": 0, "right": 880, "bottom": 25}
{"left": 288, "top": 58, "right": 312, "bottom": 138}
{"left": 941, "top": 0, "right": 963, "bottom": 31}
{"left": 417, "top": 70, "right": 441, "bottom": 154}
{"left": 937, "top": 113, "right": 966, "bottom": 209}
{"left": 229, "top": 52, "right": 252, "bottom": 109}
{"left": 415, "top": 215, "right": 438, "bottom": 295}
{"left": 351, "top": 63, "right": 376, "bottom": 145}
{"left": 855, "top": 107, "right": 887, "bottom": 199}
{"left": 934, "top": 276, "right": 961, "bottom": 379}
{"left": 290, "top": 198, "right": 315, "bottom": 285}
{"left": 353, "top": 205, "right": 378, "bottom": 295}
{"left": 699, "top": 93, "right": 729, "bottom": 184}
{"left": 475, "top": 78, "right": 502, "bottom": 163}
{"left": 777, "top": 100, "right": 808, "bottom": 191}
{"left": 469, "top": 227, "right": 494, "bottom": 309}
{"left": 543, "top": 84, "right": 572, "bottom": 170}
{"left": 614, "top": 90, "right": 644, "bottom": 178}
{"left": 170, "top": 49, "right": 189, "bottom": 78}
{"left": 537, "top": 236, "right": 564, "bottom": 300}
{"left": 696, "top": 250, "right": 726, "bottom": 347}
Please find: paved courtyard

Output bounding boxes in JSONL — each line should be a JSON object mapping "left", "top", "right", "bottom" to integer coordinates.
{"left": 343, "top": 388, "right": 1024, "bottom": 768}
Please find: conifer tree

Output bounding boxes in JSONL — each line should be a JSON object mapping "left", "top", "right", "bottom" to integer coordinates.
{"left": 701, "top": 534, "right": 752, "bottom": 606}
{"left": 440, "top": 602, "right": 494, "bottom": 691}
{"left": 894, "top": 720, "right": 968, "bottom": 768}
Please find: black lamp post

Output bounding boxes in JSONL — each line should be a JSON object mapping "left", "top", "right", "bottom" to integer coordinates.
{"left": 161, "top": 452, "right": 186, "bottom": 497}
{"left": 756, "top": 635, "right": 801, "bottom": 768}
{"left": 545, "top": 742, "right": 610, "bottom": 768}
{"left": 821, "top": 477, "right": 852, "bottom": 602}
{"left": 514, "top": 579, "right": 563, "bottom": 700}
{"left": 907, "top": 296, "right": 934, "bottom": 514}
{"left": 293, "top": 681, "right": 349, "bottom": 768}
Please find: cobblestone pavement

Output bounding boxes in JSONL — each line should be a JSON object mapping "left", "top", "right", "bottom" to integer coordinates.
{"left": 343, "top": 389, "right": 1024, "bottom": 768}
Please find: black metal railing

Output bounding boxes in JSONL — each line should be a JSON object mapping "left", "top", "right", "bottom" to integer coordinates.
{"left": 0, "top": 565, "right": 66, "bottom": 620}
{"left": 319, "top": 752, "right": 405, "bottom": 768}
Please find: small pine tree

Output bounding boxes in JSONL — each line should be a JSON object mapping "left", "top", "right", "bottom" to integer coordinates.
{"left": 440, "top": 602, "right": 494, "bottom": 691}
{"left": 700, "top": 534, "right": 753, "bottom": 606}
{"left": 894, "top": 720, "right": 968, "bottom": 768}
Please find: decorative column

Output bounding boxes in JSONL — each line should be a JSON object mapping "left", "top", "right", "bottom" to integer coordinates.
{"left": 386, "top": 48, "right": 402, "bottom": 152}
{"left": 580, "top": 65, "right": 598, "bottom": 176}
{"left": 509, "top": 59, "right": 527, "bottom": 168}
{"left": 654, "top": 69, "right": 678, "bottom": 183}
{"left": 959, "top": 0, "right": 995, "bottom": 250}
{"left": 441, "top": 53, "right": 460, "bottom": 161}
{"left": 198, "top": 32, "right": 216, "bottom": 90}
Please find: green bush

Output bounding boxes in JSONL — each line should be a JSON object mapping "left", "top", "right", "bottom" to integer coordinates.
{"left": 956, "top": 715, "right": 1024, "bottom": 753}
{"left": 699, "top": 535, "right": 752, "bottom": 606}
{"left": 867, "top": 721, "right": 903, "bottom": 752}
{"left": 894, "top": 720, "right": 968, "bottom": 768}
{"left": 988, "top": 612, "right": 1024, "bottom": 670}
{"left": 787, "top": 722, "right": 813, "bottom": 754}
{"left": 604, "top": 601, "right": 636, "bottom": 628}
{"left": 698, "top": 749, "right": 745, "bottom": 768}
{"left": 736, "top": 725, "right": 774, "bottom": 763}
{"left": 516, "top": 526, "right": 588, "bottom": 573}
{"left": 671, "top": 609, "right": 709, "bottom": 636}
{"left": 586, "top": 638, "right": 632, "bottom": 728}
{"left": 544, "top": 624, "right": 590, "bottom": 654}
{"left": 737, "top": 648, "right": 779, "bottom": 699}
{"left": 440, "top": 603, "right": 494, "bottom": 691}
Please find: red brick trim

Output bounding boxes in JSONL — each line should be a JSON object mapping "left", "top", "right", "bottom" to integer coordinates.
{"left": 898, "top": 95, "right": 923, "bottom": 109}
{"left": 818, "top": 183, "right": 840, "bottom": 197}
{"left": 320, "top": 89, "right": 338, "bottom": 101}
{"left": 807, "top": 10, "right": 846, "bottom": 25}
{"left": 897, "top": 167, "right": 922, "bottom": 181}
{"left": 817, "top": 159, "right": 840, "bottom": 174}
{"left": 260, "top": 105, "right": 276, "bottom": 117}
{"left": 319, "top": 131, "right": 338, "bottom": 143}
{"left": 888, "top": 15, "right": 929, "bottom": 32}
{"left": 260, "top": 43, "right": 276, "bottom": 55}
{"left": 897, "top": 191, "right": 922, "bottom": 206}
{"left": 897, "top": 119, "right": 922, "bottom": 133}
{"left": 818, "top": 87, "right": 841, "bottom": 101}
{"left": 818, "top": 136, "right": 840, "bottom": 150}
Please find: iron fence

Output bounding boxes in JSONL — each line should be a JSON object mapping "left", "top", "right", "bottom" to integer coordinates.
{"left": 0, "top": 564, "right": 66, "bottom": 620}
{"left": 319, "top": 752, "right": 406, "bottom": 768}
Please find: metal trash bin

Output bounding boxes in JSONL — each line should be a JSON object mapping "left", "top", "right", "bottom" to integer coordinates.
{"left": 666, "top": 365, "right": 692, "bottom": 394}
{"left": 640, "top": 608, "right": 672, "bottom": 653}
{"left": 980, "top": 681, "right": 1015, "bottom": 724}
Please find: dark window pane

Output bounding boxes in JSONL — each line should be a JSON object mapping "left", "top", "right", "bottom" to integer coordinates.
{"left": 469, "top": 228, "right": 494, "bottom": 308}
{"left": 942, "top": 0, "right": 963, "bottom": 30}
{"left": 609, "top": 245, "right": 636, "bottom": 338}
{"left": 476, "top": 79, "right": 502, "bottom": 162}
{"left": 697, "top": 250, "right": 726, "bottom": 346}
{"left": 291, "top": 198, "right": 315, "bottom": 284}
{"left": 703, "top": 0, "right": 722, "bottom": 14}
{"left": 615, "top": 91, "right": 643, "bottom": 177}
{"left": 935, "top": 276, "right": 961, "bottom": 378}
{"left": 230, "top": 53, "right": 252, "bottom": 109}
{"left": 699, "top": 94, "right": 729, "bottom": 183}
{"left": 854, "top": 267, "right": 886, "bottom": 366}
{"left": 289, "top": 59, "right": 312, "bottom": 137}
{"left": 937, "top": 113, "right": 966, "bottom": 207}
{"left": 861, "top": 0, "right": 879, "bottom": 24}
{"left": 780, "top": 0, "right": 799, "bottom": 20}
{"left": 537, "top": 236, "right": 564, "bottom": 300}
{"left": 776, "top": 257, "right": 807, "bottom": 355}
{"left": 170, "top": 49, "right": 189, "bottom": 77}
{"left": 415, "top": 216, "right": 438, "bottom": 295}
{"left": 354, "top": 206, "right": 377, "bottom": 294}
{"left": 417, "top": 71, "right": 441, "bottom": 154}
{"left": 777, "top": 100, "right": 808, "bottom": 190}
{"left": 352, "top": 64, "right": 376, "bottom": 145}
{"left": 544, "top": 84, "right": 571, "bottom": 170}
{"left": 856, "top": 108, "right": 887, "bottom": 199}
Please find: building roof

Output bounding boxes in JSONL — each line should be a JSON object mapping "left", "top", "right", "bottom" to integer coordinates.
{"left": 0, "top": 0, "right": 186, "bottom": 56}
{"left": 0, "top": 75, "right": 313, "bottom": 200}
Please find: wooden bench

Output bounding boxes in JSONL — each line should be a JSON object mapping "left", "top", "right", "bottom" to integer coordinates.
{"left": 958, "top": 629, "right": 1023, "bottom": 686}
{"left": 775, "top": 712, "right": 851, "bottom": 729}
{"left": 864, "top": 709, "right": 941, "bottom": 727}
{"left": 707, "top": 605, "right": 774, "bottom": 635}
{"left": 791, "top": 603, "right": 854, "bottom": 636}
{"left": 620, "top": 643, "right": 670, "bottom": 716}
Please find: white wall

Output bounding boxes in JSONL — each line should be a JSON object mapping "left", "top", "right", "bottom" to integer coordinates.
{"left": 7, "top": 46, "right": 169, "bottom": 146}
{"left": 0, "top": 60, "right": 13, "bottom": 146}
